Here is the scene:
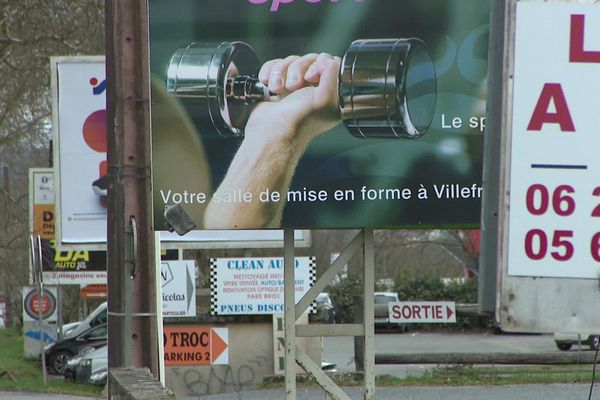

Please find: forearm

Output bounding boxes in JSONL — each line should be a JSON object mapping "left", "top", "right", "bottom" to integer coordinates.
{"left": 203, "top": 131, "right": 309, "bottom": 228}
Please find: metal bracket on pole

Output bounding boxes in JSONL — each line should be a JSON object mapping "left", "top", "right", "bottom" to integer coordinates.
{"left": 284, "top": 228, "right": 376, "bottom": 400}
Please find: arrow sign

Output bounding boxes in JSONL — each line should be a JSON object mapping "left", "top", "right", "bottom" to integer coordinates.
{"left": 388, "top": 301, "right": 457, "bottom": 324}
{"left": 163, "top": 326, "right": 229, "bottom": 366}
{"left": 210, "top": 328, "right": 229, "bottom": 364}
{"left": 161, "top": 260, "right": 196, "bottom": 317}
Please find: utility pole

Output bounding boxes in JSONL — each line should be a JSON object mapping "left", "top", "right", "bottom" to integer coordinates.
{"left": 105, "top": 0, "right": 158, "bottom": 376}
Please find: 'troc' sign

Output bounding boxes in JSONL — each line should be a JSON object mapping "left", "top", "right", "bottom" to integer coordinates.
{"left": 388, "top": 301, "right": 456, "bottom": 324}
{"left": 163, "top": 326, "right": 228, "bottom": 366}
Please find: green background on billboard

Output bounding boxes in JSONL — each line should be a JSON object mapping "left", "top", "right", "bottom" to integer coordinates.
{"left": 149, "top": 0, "right": 489, "bottom": 230}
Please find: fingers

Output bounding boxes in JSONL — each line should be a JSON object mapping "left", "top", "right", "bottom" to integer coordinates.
{"left": 304, "top": 53, "right": 337, "bottom": 84}
{"left": 258, "top": 55, "right": 299, "bottom": 94}
{"left": 258, "top": 53, "right": 338, "bottom": 94}
{"left": 286, "top": 53, "right": 319, "bottom": 90}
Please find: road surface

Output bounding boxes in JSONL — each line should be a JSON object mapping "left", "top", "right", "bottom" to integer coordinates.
{"left": 179, "top": 383, "right": 598, "bottom": 400}
{"left": 324, "top": 331, "right": 566, "bottom": 377}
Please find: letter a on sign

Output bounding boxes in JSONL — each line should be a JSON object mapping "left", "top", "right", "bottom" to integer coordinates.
{"left": 527, "top": 83, "right": 575, "bottom": 132}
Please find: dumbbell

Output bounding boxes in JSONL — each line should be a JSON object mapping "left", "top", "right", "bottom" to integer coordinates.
{"left": 165, "top": 38, "right": 437, "bottom": 139}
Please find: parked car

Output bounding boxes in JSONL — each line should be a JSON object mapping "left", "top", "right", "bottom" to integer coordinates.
{"left": 65, "top": 344, "right": 108, "bottom": 385}
{"left": 64, "top": 345, "right": 100, "bottom": 381}
{"left": 554, "top": 332, "right": 600, "bottom": 351}
{"left": 59, "top": 321, "right": 81, "bottom": 338}
{"left": 374, "top": 292, "right": 407, "bottom": 332}
{"left": 314, "top": 292, "right": 336, "bottom": 323}
{"left": 44, "top": 323, "right": 107, "bottom": 375}
{"left": 59, "top": 301, "right": 107, "bottom": 339}
{"left": 88, "top": 366, "right": 108, "bottom": 386}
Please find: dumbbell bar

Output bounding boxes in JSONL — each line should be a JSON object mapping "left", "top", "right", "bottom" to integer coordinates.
{"left": 166, "top": 39, "right": 437, "bottom": 139}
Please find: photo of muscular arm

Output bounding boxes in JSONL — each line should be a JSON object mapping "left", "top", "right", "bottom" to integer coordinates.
{"left": 204, "top": 53, "right": 341, "bottom": 228}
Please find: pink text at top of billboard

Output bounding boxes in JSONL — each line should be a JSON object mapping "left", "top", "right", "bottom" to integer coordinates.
{"left": 248, "top": 0, "right": 363, "bottom": 13}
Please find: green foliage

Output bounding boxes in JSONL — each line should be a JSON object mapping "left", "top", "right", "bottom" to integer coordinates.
{"left": 328, "top": 275, "right": 363, "bottom": 323}
{"left": 394, "top": 270, "right": 477, "bottom": 303}
{"left": 393, "top": 270, "right": 483, "bottom": 330}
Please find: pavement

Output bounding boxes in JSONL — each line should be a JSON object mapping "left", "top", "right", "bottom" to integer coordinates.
{"left": 178, "top": 383, "right": 598, "bottom": 400}
{"left": 2, "top": 383, "right": 597, "bottom": 400}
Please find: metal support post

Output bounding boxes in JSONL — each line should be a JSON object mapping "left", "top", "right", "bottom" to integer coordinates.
{"left": 363, "top": 229, "right": 375, "bottom": 399}
{"left": 284, "top": 228, "right": 297, "bottom": 400}
{"left": 155, "top": 232, "right": 165, "bottom": 384}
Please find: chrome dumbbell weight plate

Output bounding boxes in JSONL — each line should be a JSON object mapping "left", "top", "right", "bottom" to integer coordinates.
{"left": 166, "top": 39, "right": 437, "bottom": 139}
{"left": 339, "top": 38, "right": 437, "bottom": 139}
{"left": 166, "top": 41, "right": 263, "bottom": 137}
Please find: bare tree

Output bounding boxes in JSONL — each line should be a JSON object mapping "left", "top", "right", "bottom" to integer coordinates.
{"left": 0, "top": 0, "right": 104, "bottom": 328}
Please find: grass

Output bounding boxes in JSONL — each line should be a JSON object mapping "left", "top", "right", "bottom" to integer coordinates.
{"left": 0, "top": 329, "right": 103, "bottom": 398}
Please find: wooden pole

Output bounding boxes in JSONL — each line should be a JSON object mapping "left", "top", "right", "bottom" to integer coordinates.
{"left": 105, "top": 0, "right": 158, "bottom": 376}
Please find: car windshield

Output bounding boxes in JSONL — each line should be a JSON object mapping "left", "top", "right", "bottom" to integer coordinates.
{"left": 375, "top": 294, "right": 397, "bottom": 304}
{"left": 316, "top": 293, "right": 332, "bottom": 306}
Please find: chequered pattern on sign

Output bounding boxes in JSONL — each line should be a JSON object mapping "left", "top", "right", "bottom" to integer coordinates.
{"left": 309, "top": 256, "right": 316, "bottom": 313}
{"left": 210, "top": 258, "right": 218, "bottom": 315}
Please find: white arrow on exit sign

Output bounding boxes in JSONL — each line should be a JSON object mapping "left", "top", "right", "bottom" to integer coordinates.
{"left": 388, "top": 301, "right": 456, "bottom": 324}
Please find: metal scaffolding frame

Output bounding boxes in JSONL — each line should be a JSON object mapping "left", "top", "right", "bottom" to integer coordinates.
{"left": 283, "top": 228, "right": 375, "bottom": 400}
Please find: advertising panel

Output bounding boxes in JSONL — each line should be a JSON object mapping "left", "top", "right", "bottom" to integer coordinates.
{"left": 22, "top": 287, "right": 58, "bottom": 323}
{"left": 30, "top": 168, "right": 107, "bottom": 285}
{"left": 388, "top": 301, "right": 456, "bottom": 324}
{"left": 210, "top": 257, "right": 315, "bottom": 315}
{"left": 496, "top": 0, "right": 600, "bottom": 333}
{"left": 161, "top": 260, "right": 197, "bottom": 317}
{"left": 40, "top": 240, "right": 179, "bottom": 286}
{"left": 30, "top": 168, "right": 55, "bottom": 239}
{"left": 149, "top": 0, "right": 490, "bottom": 230}
{"left": 163, "top": 326, "right": 229, "bottom": 366}
{"left": 507, "top": 2, "right": 600, "bottom": 279}
{"left": 51, "top": 57, "right": 107, "bottom": 246}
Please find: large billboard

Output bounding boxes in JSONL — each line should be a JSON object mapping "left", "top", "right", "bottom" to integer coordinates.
{"left": 507, "top": 3, "right": 600, "bottom": 279}
{"left": 149, "top": 0, "right": 490, "bottom": 230}
{"left": 209, "top": 257, "right": 315, "bottom": 315}
{"left": 495, "top": 0, "right": 600, "bottom": 333}
{"left": 51, "top": 57, "right": 108, "bottom": 246}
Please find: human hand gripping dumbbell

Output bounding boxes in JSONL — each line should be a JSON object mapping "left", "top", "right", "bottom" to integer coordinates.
{"left": 244, "top": 52, "right": 341, "bottom": 147}
{"left": 165, "top": 39, "right": 437, "bottom": 228}
{"left": 201, "top": 53, "right": 340, "bottom": 228}
{"left": 167, "top": 38, "right": 437, "bottom": 139}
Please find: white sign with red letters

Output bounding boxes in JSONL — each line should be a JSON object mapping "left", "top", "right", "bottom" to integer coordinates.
{"left": 507, "top": 2, "right": 600, "bottom": 278}
{"left": 388, "top": 301, "right": 456, "bottom": 324}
